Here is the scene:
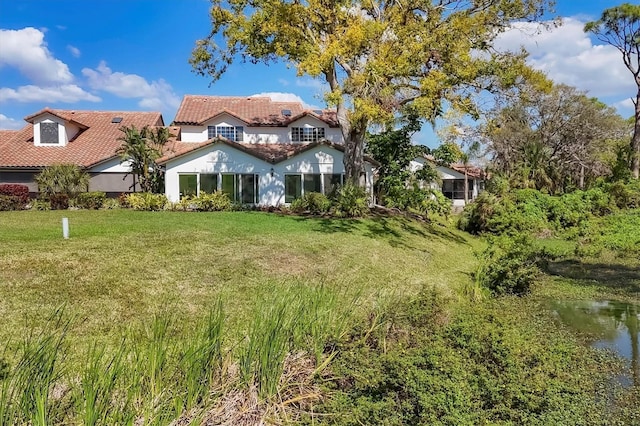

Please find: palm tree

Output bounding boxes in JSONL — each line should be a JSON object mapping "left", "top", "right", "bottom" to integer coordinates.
{"left": 116, "top": 126, "right": 170, "bottom": 193}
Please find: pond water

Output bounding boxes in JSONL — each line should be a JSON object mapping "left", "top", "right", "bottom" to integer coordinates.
{"left": 551, "top": 300, "right": 639, "bottom": 387}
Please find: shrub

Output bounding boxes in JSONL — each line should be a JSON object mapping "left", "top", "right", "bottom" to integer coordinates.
{"left": 34, "top": 164, "right": 89, "bottom": 198}
{"left": 101, "top": 198, "right": 121, "bottom": 210}
{"left": 30, "top": 199, "right": 51, "bottom": 210}
{"left": 474, "top": 235, "right": 550, "bottom": 296}
{"left": 0, "top": 184, "right": 29, "bottom": 206}
{"left": 0, "top": 195, "right": 23, "bottom": 211}
{"left": 458, "top": 192, "right": 502, "bottom": 234}
{"left": 124, "top": 192, "right": 168, "bottom": 211}
{"left": 192, "top": 191, "right": 233, "bottom": 212}
{"left": 75, "top": 192, "right": 107, "bottom": 209}
{"left": 331, "top": 183, "right": 370, "bottom": 218}
{"left": 609, "top": 180, "right": 640, "bottom": 209}
{"left": 421, "top": 190, "right": 452, "bottom": 217}
{"left": 290, "top": 192, "right": 331, "bottom": 214}
{"left": 50, "top": 194, "right": 70, "bottom": 210}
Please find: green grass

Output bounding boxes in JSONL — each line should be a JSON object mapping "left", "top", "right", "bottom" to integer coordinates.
{"left": 1, "top": 209, "right": 638, "bottom": 424}
{"left": 0, "top": 210, "right": 479, "bottom": 356}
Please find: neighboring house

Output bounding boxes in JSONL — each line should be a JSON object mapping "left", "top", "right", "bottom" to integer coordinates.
{"left": 0, "top": 108, "right": 165, "bottom": 196}
{"left": 411, "top": 156, "right": 485, "bottom": 207}
{"left": 159, "top": 95, "right": 376, "bottom": 205}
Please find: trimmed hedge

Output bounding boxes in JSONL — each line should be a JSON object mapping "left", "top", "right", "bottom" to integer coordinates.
{"left": 0, "top": 184, "right": 29, "bottom": 208}
{"left": 75, "top": 191, "right": 106, "bottom": 209}
{"left": 0, "top": 195, "right": 22, "bottom": 211}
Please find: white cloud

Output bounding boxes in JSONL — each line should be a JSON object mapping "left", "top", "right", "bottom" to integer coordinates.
{"left": 56, "top": 25, "right": 67, "bottom": 31}
{"left": 295, "top": 78, "right": 327, "bottom": 91}
{"left": 67, "top": 45, "right": 81, "bottom": 58}
{"left": 250, "top": 92, "right": 321, "bottom": 109}
{"left": 0, "top": 113, "right": 24, "bottom": 130}
{"left": 81, "top": 61, "right": 180, "bottom": 111}
{"left": 494, "top": 18, "right": 636, "bottom": 101}
{"left": 0, "top": 85, "right": 101, "bottom": 103}
{"left": 278, "top": 78, "right": 290, "bottom": 86}
{"left": 0, "top": 27, "right": 73, "bottom": 84}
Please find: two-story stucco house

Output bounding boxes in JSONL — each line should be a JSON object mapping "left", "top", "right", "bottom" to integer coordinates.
{"left": 0, "top": 108, "right": 165, "bottom": 196}
{"left": 158, "top": 95, "right": 376, "bottom": 206}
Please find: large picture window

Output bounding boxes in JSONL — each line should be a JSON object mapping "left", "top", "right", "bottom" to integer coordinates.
{"left": 442, "top": 179, "right": 473, "bottom": 200}
{"left": 291, "top": 127, "right": 325, "bottom": 142}
{"left": 207, "top": 125, "right": 244, "bottom": 142}
{"left": 180, "top": 173, "right": 257, "bottom": 204}
{"left": 285, "top": 173, "right": 344, "bottom": 203}
{"left": 40, "top": 122, "right": 59, "bottom": 144}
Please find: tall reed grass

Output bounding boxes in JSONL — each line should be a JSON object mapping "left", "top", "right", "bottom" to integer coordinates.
{"left": 0, "top": 286, "right": 363, "bottom": 424}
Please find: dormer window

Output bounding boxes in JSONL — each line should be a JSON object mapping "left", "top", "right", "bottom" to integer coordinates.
{"left": 292, "top": 127, "right": 325, "bottom": 142}
{"left": 208, "top": 125, "right": 244, "bottom": 142}
{"left": 40, "top": 122, "right": 59, "bottom": 144}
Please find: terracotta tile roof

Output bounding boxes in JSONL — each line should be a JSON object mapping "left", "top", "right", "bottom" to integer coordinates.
{"left": 173, "top": 95, "right": 339, "bottom": 127}
{"left": 450, "top": 163, "right": 486, "bottom": 179}
{"left": 0, "top": 130, "right": 20, "bottom": 143}
{"left": 0, "top": 109, "right": 164, "bottom": 169}
{"left": 158, "top": 138, "right": 379, "bottom": 166}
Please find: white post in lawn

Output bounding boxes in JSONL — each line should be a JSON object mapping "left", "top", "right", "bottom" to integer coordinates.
{"left": 62, "top": 217, "right": 69, "bottom": 239}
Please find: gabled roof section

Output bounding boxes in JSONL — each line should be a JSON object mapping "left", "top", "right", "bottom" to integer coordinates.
{"left": 24, "top": 107, "right": 89, "bottom": 129}
{"left": 158, "top": 139, "right": 378, "bottom": 166}
{"left": 173, "top": 95, "right": 339, "bottom": 127}
{"left": 0, "top": 109, "right": 164, "bottom": 169}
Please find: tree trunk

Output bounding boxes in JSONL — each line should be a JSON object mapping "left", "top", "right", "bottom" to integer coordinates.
{"left": 579, "top": 164, "right": 585, "bottom": 189}
{"left": 632, "top": 86, "right": 640, "bottom": 179}
{"left": 324, "top": 64, "right": 366, "bottom": 186}
{"left": 343, "top": 127, "right": 366, "bottom": 185}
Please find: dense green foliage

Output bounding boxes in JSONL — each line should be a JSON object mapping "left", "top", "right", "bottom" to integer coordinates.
{"left": 474, "top": 235, "right": 550, "bottom": 296}
{"left": 34, "top": 164, "right": 89, "bottom": 199}
{"left": 0, "top": 195, "right": 23, "bottom": 211}
{"left": 75, "top": 192, "right": 107, "bottom": 210}
{"left": 366, "top": 115, "right": 454, "bottom": 217}
{"left": 290, "top": 192, "right": 332, "bottom": 214}
{"left": 331, "top": 183, "right": 370, "bottom": 218}
{"left": 314, "top": 288, "right": 623, "bottom": 425}
{"left": 459, "top": 181, "right": 640, "bottom": 236}
{"left": 123, "top": 192, "right": 169, "bottom": 211}
{"left": 188, "top": 190, "right": 234, "bottom": 212}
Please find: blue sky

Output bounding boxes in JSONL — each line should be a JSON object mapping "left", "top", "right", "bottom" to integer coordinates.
{"left": 0, "top": 0, "right": 635, "bottom": 147}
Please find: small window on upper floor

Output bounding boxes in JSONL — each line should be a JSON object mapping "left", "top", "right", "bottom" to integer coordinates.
{"left": 291, "top": 127, "right": 325, "bottom": 142}
{"left": 40, "top": 122, "right": 59, "bottom": 144}
{"left": 208, "top": 125, "right": 244, "bottom": 142}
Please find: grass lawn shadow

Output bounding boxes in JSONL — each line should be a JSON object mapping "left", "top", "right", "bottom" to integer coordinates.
{"left": 546, "top": 258, "right": 640, "bottom": 294}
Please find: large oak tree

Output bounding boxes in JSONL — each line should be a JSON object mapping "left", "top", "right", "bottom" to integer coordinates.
{"left": 190, "top": 0, "right": 552, "bottom": 184}
{"left": 585, "top": 3, "right": 640, "bottom": 179}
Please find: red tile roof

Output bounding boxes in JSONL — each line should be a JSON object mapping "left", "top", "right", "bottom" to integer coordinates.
{"left": 173, "top": 95, "right": 339, "bottom": 127}
{"left": 0, "top": 109, "right": 164, "bottom": 169}
{"left": 158, "top": 138, "right": 379, "bottom": 166}
{"left": 450, "top": 164, "right": 486, "bottom": 179}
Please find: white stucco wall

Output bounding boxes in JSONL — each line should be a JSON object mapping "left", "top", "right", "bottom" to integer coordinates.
{"left": 179, "top": 113, "right": 343, "bottom": 144}
{"left": 164, "top": 142, "right": 374, "bottom": 205}
{"left": 90, "top": 157, "right": 132, "bottom": 173}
